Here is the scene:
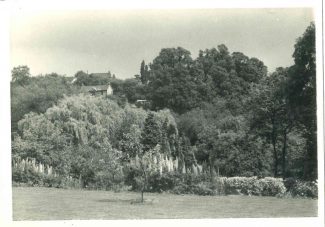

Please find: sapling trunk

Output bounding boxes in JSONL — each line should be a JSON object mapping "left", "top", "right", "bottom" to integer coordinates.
{"left": 141, "top": 189, "right": 144, "bottom": 203}
{"left": 140, "top": 163, "right": 147, "bottom": 203}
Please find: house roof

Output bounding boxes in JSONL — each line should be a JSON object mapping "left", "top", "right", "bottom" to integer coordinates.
{"left": 80, "top": 85, "right": 109, "bottom": 92}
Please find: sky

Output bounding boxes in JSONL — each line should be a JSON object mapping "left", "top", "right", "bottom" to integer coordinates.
{"left": 10, "top": 8, "right": 314, "bottom": 79}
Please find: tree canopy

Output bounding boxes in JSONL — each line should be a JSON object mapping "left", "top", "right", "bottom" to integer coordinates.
{"left": 11, "top": 23, "right": 317, "bottom": 186}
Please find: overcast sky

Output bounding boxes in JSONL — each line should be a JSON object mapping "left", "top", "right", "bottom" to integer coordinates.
{"left": 10, "top": 8, "right": 313, "bottom": 79}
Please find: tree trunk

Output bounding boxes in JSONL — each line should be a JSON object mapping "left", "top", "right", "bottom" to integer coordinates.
{"left": 272, "top": 136, "right": 279, "bottom": 177}
{"left": 79, "top": 174, "right": 84, "bottom": 188}
{"left": 216, "top": 166, "right": 220, "bottom": 195}
{"left": 271, "top": 118, "right": 278, "bottom": 177}
{"left": 281, "top": 131, "right": 287, "bottom": 179}
{"left": 273, "top": 147, "right": 278, "bottom": 177}
{"left": 209, "top": 156, "right": 216, "bottom": 184}
{"left": 303, "top": 130, "right": 317, "bottom": 180}
{"left": 141, "top": 165, "right": 147, "bottom": 203}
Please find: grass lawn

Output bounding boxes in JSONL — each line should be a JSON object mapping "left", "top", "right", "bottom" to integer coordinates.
{"left": 12, "top": 187, "right": 317, "bottom": 220}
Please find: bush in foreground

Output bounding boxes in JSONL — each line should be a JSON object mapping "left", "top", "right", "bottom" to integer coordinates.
{"left": 12, "top": 167, "right": 80, "bottom": 189}
{"left": 222, "top": 177, "right": 287, "bottom": 197}
{"left": 284, "top": 178, "right": 318, "bottom": 198}
{"left": 172, "top": 182, "right": 217, "bottom": 196}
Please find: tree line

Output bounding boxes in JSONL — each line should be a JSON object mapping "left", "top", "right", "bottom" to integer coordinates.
{"left": 11, "top": 23, "right": 316, "bottom": 184}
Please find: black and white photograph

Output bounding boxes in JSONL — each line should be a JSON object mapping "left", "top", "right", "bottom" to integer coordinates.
{"left": 0, "top": 0, "right": 324, "bottom": 226}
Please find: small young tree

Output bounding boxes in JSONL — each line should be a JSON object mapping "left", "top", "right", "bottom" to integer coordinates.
{"left": 131, "top": 145, "right": 160, "bottom": 203}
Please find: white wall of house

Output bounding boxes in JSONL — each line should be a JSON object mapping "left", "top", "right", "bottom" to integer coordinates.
{"left": 107, "top": 84, "right": 113, "bottom": 95}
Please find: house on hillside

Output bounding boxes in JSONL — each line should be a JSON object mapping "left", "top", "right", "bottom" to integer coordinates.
{"left": 80, "top": 84, "right": 113, "bottom": 96}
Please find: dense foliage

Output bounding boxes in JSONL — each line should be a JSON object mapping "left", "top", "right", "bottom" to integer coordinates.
{"left": 73, "top": 70, "right": 115, "bottom": 86}
{"left": 11, "top": 23, "right": 317, "bottom": 197}
{"left": 12, "top": 94, "right": 179, "bottom": 189}
{"left": 11, "top": 72, "right": 79, "bottom": 133}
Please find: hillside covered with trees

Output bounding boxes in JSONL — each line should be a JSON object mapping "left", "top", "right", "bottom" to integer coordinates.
{"left": 11, "top": 23, "right": 317, "bottom": 198}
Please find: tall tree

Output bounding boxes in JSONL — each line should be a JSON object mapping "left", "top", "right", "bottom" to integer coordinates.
{"left": 140, "top": 60, "right": 150, "bottom": 84}
{"left": 74, "top": 70, "right": 89, "bottom": 85}
{"left": 249, "top": 68, "right": 294, "bottom": 178}
{"left": 11, "top": 65, "right": 30, "bottom": 86}
{"left": 147, "top": 47, "right": 204, "bottom": 113}
{"left": 287, "top": 22, "right": 317, "bottom": 180}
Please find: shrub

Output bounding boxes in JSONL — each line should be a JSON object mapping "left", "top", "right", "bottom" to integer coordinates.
{"left": 172, "top": 183, "right": 189, "bottom": 195}
{"left": 284, "top": 178, "right": 318, "bottom": 198}
{"left": 214, "top": 177, "right": 226, "bottom": 195}
{"left": 12, "top": 165, "right": 81, "bottom": 189}
{"left": 42, "top": 174, "right": 62, "bottom": 188}
{"left": 258, "top": 177, "right": 286, "bottom": 196}
{"left": 191, "top": 182, "right": 217, "bottom": 196}
{"left": 92, "top": 171, "right": 124, "bottom": 190}
{"left": 12, "top": 167, "right": 43, "bottom": 186}
{"left": 147, "top": 172, "right": 178, "bottom": 192}
{"left": 126, "top": 170, "right": 216, "bottom": 195}
{"left": 125, "top": 169, "right": 183, "bottom": 193}
{"left": 60, "top": 177, "right": 81, "bottom": 189}
{"left": 223, "top": 177, "right": 286, "bottom": 197}
{"left": 12, "top": 168, "right": 27, "bottom": 183}
{"left": 182, "top": 172, "right": 211, "bottom": 186}
{"left": 283, "top": 177, "right": 297, "bottom": 192}
{"left": 124, "top": 167, "right": 142, "bottom": 191}
{"left": 223, "top": 177, "right": 261, "bottom": 195}
{"left": 145, "top": 172, "right": 214, "bottom": 194}
{"left": 172, "top": 182, "right": 216, "bottom": 196}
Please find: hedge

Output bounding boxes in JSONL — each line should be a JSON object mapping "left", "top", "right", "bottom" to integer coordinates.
{"left": 221, "top": 177, "right": 287, "bottom": 197}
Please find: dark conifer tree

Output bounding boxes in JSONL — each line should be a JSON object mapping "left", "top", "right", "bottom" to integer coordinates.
{"left": 141, "top": 113, "right": 161, "bottom": 151}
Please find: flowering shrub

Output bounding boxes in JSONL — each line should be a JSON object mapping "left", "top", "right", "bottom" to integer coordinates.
{"left": 13, "top": 160, "right": 317, "bottom": 198}
{"left": 12, "top": 166, "right": 43, "bottom": 186}
{"left": 12, "top": 165, "right": 80, "bottom": 189}
{"left": 222, "top": 177, "right": 286, "bottom": 197}
{"left": 223, "top": 177, "right": 259, "bottom": 195}
{"left": 258, "top": 177, "right": 287, "bottom": 196}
